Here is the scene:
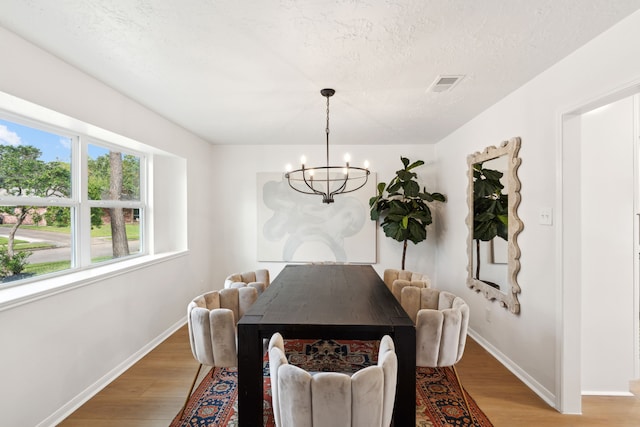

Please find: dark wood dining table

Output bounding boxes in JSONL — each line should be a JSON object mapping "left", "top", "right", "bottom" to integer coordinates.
{"left": 237, "top": 264, "right": 416, "bottom": 426}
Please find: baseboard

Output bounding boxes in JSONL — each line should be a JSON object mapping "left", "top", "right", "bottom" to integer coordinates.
{"left": 37, "top": 317, "right": 187, "bottom": 427}
{"left": 468, "top": 328, "right": 559, "bottom": 409}
{"left": 582, "top": 390, "right": 634, "bottom": 396}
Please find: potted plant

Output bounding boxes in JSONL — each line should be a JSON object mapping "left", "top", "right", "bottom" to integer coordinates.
{"left": 369, "top": 157, "right": 446, "bottom": 270}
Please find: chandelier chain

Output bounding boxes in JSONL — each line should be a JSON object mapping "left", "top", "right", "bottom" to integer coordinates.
{"left": 325, "top": 95, "right": 330, "bottom": 136}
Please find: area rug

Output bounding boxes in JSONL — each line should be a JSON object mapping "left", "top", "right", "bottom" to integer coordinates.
{"left": 171, "top": 339, "right": 492, "bottom": 427}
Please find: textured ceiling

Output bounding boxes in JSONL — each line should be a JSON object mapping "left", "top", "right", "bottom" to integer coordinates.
{"left": 2, "top": 1, "right": 640, "bottom": 146}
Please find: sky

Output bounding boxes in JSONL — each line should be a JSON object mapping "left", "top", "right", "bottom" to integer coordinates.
{"left": 0, "top": 118, "right": 111, "bottom": 162}
{"left": 0, "top": 118, "right": 71, "bottom": 162}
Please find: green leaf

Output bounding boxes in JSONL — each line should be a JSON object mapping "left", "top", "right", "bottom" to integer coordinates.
{"left": 369, "top": 206, "right": 380, "bottom": 221}
{"left": 419, "top": 192, "right": 433, "bottom": 202}
{"left": 387, "top": 181, "right": 403, "bottom": 193}
{"left": 407, "top": 219, "right": 427, "bottom": 244}
{"left": 474, "top": 179, "right": 497, "bottom": 197}
{"left": 397, "top": 170, "right": 417, "bottom": 182}
{"left": 401, "top": 157, "right": 409, "bottom": 168}
{"left": 431, "top": 192, "right": 446, "bottom": 202}
{"left": 412, "top": 209, "right": 432, "bottom": 224}
{"left": 496, "top": 222, "right": 508, "bottom": 240}
{"left": 475, "top": 211, "right": 495, "bottom": 222}
{"left": 403, "top": 180, "right": 420, "bottom": 197}
{"left": 406, "top": 160, "right": 425, "bottom": 170}
{"left": 402, "top": 215, "right": 409, "bottom": 229}
{"left": 387, "top": 214, "right": 406, "bottom": 223}
{"left": 383, "top": 221, "right": 406, "bottom": 243}
{"left": 474, "top": 220, "right": 497, "bottom": 241}
{"left": 482, "top": 168, "right": 504, "bottom": 181}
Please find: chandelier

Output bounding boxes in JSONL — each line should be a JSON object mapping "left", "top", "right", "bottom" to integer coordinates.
{"left": 285, "top": 88, "right": 370, "bottom": 204}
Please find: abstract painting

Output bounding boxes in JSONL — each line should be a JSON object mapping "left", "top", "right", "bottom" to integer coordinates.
{"left": 257, "top": 172, "right": 376, "bottom": 263}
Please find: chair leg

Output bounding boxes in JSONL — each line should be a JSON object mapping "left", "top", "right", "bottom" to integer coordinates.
{"left": 179, "top": 363, "right": 204, "bottom": 420}
{"left": 451, "top": 365, "right": 476, "bottom": 425}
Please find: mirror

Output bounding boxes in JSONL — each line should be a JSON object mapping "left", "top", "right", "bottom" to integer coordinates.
{"left": 466, "top": 137, "right": 522, "bottom": 314}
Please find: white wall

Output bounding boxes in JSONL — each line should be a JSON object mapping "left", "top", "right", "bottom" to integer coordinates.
{"left": 209, "top": 144, "right": 442, "bottom": 283}
{"left": 3, "top": 7, "right": 640, "bottom": 424}
{"left": 580, "top": 97, "right": 636, "bottom": 394}
{"left": 0, "top": 26, "right": 215, "bottom": 426}
{"left": 434, "top": 10, "right": 640, "bottom": 412}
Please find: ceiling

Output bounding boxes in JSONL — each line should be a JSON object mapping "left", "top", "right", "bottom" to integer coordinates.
{"left": 2, "top": 1, "right": 640, "bottom": 146}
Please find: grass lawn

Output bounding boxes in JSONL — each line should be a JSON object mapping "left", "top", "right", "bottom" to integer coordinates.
{"left": 1, "top": 224, "right": 140, "bottom": 281}
{"left": 1, "top": 224, "right": 140, "bottom": 240}
{"left": 0, "top": 236, "right": 53, "bottom": 250}
{"left": 15, "top": 256, "right": 127, "bottom": 278}
{"left": 22, "top": 260, "right": 70, "bottom": 276}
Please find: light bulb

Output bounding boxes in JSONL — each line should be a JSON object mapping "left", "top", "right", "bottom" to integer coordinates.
{"left": 344, "top": 153, "right": 351, "bottom": 163}
{"left": 342, "top": 167, "right": 349, "bottom": 175}
{"left": 364, "top": 160, "right": 370, "bottom": 169}
{"left": 285, "top": 164, "right": 292, "bottom": 172}
{"left": 300, "top": 155, "right": 307, "bottom": 166}
{"left": 309, "top": 169, "right": 314, "bottom": 177}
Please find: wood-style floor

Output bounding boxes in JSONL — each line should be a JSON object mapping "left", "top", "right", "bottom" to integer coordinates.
{"left": 59, "top": 325, "right": 640, "bottom": 427}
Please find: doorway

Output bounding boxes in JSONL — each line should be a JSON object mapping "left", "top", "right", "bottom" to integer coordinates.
{"left": 560, "top": 90, "right": 640, "bottom": 413}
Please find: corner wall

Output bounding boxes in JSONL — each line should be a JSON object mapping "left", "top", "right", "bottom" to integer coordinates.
{"left": 434, "top": 9, "right": 640, "bottom": 412}
{"left": 209, "top": 144, "right": 441, "bottom": 283}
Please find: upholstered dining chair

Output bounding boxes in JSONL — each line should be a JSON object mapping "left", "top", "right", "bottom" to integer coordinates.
{"left": 180, "top": 287, "right": 258, "bottom": 419}
{"left": 224, "top": 268, "right": 270, "bottom": 295}
{"left": 268, "top": 332, "right": 398, "bottom": 427}
{"left": 383, "top": 268, "right": 431, "bottom": 302}
{"left": 399, "top": 286, "right": 474, "bottom": 423}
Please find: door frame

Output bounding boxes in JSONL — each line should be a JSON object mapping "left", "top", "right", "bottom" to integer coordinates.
{"left": 558, "top": 83, "right": 640, "bottom": 413}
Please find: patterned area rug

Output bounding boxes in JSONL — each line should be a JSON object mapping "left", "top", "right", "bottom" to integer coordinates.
{"left": 171, "top": 339, "right": 493, "bottom": 427}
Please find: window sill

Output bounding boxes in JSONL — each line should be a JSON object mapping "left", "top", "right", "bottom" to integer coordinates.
{"left": 0, "top": 251, "right": 188, "bottom": 312}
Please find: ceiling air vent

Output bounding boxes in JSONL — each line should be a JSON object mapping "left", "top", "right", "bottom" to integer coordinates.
{"left": 428, "top": 75, "right": 465, "bottom": 93}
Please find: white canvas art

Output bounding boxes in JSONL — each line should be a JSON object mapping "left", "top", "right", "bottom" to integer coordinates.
{"left": 257, "top": 172, "right": 377, "bottom": 263}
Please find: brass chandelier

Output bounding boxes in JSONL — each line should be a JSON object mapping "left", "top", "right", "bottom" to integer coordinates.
{"left": 285, "top": 88, "right": 370, "bottom": 204}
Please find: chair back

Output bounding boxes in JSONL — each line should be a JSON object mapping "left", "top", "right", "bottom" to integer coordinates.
{"left": 268, "top": 333, "right": 397, "bottom": 427}
{"left": 382, "top": 268, "right": 430, "bottom": 301}
{"left": 400, "top": 287, "right": 469, "bottom": 367}
{"left": 187, "top": 287, "right": 257, "bottom": 367}
{"left": 224, "top": 269, "right": 270, "bottom": 294}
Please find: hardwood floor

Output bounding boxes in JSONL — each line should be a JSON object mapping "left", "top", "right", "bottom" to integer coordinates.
{"left": 59, "top": 325, "right": 640, "bottom": 427}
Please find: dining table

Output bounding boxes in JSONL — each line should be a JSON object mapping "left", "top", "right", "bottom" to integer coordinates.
{"left": 237, "top": 263, "right": 416, "bottom": 426}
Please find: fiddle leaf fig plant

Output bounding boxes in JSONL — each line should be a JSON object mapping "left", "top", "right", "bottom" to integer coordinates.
{"left": 472, "top": 162, "right": 508, "bottom": 282}
{"left": 369, "top": 157, "right": 446, "bottom": 270}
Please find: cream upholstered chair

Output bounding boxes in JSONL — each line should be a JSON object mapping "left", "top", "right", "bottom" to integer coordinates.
{"left": 268, "top": 333, "right": 397, "bottom": 427}
{"left": 180, "top": 287, "right": 258, "bottom": 418}
{"left": 399, "top": 286, "right": 473, "bottom": 423}
{"left": 224, "top": 269, "right": 270, "bottom": 295}
{"left": 383, "top": 268, "right": 431, "bottom": 302}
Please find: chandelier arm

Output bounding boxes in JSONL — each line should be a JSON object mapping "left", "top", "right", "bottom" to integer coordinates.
{"left": 329, "top": 169, "right": 370, "bottom": 198}
{"left": 330, "top": 167, "right": 350, "bottom": 195}
{"left": 286, "top": 171, "right": 326, "bottom": 197}
{"left": 299, "top": 168, "right": 326, "bottom": 197}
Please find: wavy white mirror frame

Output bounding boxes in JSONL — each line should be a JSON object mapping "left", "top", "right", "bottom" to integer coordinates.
{"left": 466, "top": 137, "right": 523, "bottom": 314}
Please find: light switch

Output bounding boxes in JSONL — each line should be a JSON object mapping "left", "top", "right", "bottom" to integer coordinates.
{"left": 539, "top": 208, "right": 553, "bottom": 225}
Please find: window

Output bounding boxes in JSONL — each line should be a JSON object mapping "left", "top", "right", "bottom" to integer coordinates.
{"left": 0, "top": 116, "right": 146, "bottom": 285}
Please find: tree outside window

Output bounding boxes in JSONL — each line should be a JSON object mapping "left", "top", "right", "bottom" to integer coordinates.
{"left": 0, "top": 118, "right": 144, "bottom": 283}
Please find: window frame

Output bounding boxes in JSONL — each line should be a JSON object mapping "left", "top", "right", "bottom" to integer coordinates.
{"left": 0, "top": 110, "right": 148, "bottom": 286}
